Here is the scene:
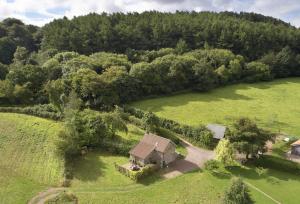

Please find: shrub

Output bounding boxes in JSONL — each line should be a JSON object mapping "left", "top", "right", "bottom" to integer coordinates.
{"left": 223, "top": 177, "right": 253, "bottom": 204}
{"left": 204, "top": 160, "right": 222, "bottom": 172}
{"left": 0, "top": 104, "right": 62, "bottom": 120}
{"left": 115, "top": 163, "right": 158, "bottom": 181}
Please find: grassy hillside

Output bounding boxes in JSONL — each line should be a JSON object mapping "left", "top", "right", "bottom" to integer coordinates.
{"left": 132, "top": 78, "right": 300, "bottom": 136}
{"left": 0, "top": 113, "right": 64, "bottom": 204}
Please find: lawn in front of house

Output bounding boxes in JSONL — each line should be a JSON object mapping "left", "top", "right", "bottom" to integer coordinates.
{"left": 131, "top": 78, "right": 300, "bottom": 137}
{"left": 70, "top": 150, "right": 300, "bottom": 204}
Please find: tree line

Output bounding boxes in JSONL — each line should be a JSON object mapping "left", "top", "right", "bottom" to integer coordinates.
{"left": 1, "top": 43, "right": 300, "bottom": 108}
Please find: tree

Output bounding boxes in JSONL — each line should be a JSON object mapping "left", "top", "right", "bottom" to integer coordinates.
{"left": 192, "top": 61, "right": 217, "bottom": 91}
{"left": 223, "top": 177, "right": 253, "bottom": 204}
{"left": 175, "top": 39, "right": 189, "bottom": 54}
{"left": 102, "top": 111, "right": 128, "bottom": 137}
{"left": 57, "top": 109, "right": 109, "bottom": 159}
{"left": 227, "top": 118, "right": 274, "bottom": 159}
{"left": 13, "top": 83, "right": 33, "bottom": 104}
{"left": 0, "top": 80, "right": 14, "bottom": 99}
{"left": 0, "top": 37, "right": 16, "bottom": 64}
{"left": 272, "top": 46, "right": 296, "bottom": 78}
{"left": 215, "top": 139, "right": 235, "bottom": 166}
{"left": 45, "top": 79, "right": 66, "bottom": 113}
{"left": 12, "top": 46, "right": 29, "bottom": 66}
{"left": 0, "top": 63, "right": 8, "bottom": 80}
{"left": 243, "top": 62, "right": 272, "bottom": 83}
{"left": 142, "top": 112, "right": 160, "bottom": 133}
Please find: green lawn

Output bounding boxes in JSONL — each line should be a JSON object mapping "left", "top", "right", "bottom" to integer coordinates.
{"left": 71, "top": 151, "right": 300, "bottom": 204}
{"left": 1, "top": 112, "right": 299, "bottom": 203}
{"left": 132, "top": 78, "right": 300, "bottom": 136}
{"left": 0, "top": 113, "right": 64, "bottom": 204}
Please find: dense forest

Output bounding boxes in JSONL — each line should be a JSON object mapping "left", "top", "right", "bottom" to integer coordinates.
{"left": 0, "top": 11, "right": 300, "bottom": 109}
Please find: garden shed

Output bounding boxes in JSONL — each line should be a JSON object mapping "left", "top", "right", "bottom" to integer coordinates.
{"left": 206, "top": 124, "right": 226, "bottom": 139}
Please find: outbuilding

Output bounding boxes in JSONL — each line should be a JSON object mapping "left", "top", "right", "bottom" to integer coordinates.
{"left": 206, "top": 124, "right": 227, "bottom": 140}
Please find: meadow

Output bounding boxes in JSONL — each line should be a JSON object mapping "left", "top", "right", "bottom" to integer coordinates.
{"left": 0, "top": 113, "right": 64, "bottom": 204}
{"left": 132, "top": 78, "right": 300, "bottom": 137}
{"left": 1, "top": 111, "right": 300, "bottom": 203}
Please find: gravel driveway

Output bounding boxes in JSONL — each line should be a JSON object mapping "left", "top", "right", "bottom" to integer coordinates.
{"left": 162, "top": 140, "right": 215, "bottom": 178}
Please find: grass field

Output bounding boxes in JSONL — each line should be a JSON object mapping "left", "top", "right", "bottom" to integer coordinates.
{"left": 1, "top": 113, "right": 300, "bottom": 203}
{"left": 70, "top": 150, "right": 300, "bottom": 204}
{"left": 132, "top": 78, "right": 300, "bottom": 136}
{"left": 0, "top": 113, "right": 64, "bottom": 204}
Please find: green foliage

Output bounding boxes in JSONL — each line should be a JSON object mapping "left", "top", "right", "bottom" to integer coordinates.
{"left": 115, "top": 163, "right": 158, "bottom": 181}
{"left": 0, "top": 62, "right": 8, "bottom": 80}
{"left": 0, "top": 18, "right": 39, "bottom": 64}
{"left": 125, "top": 106, "right": 215, "bottom": 148}
{"left": 142, "top": 111, "right": 160, "bottom": 133}
{"left": 192, "top": 61, "right": 217, "bottom": 91}
{"left": 228, "top": 118, "right": 275, "bottom": 159}
{"left": 41, "top": 12, "right": 299, "bottom": 61}
{"left": 223, "top": 177, "right": 253, "bottom": 204}
{"left": 204, "top": 160, "right": 222, "bottom": 172}
{"left": 175, "top": 39, "right": 189, "bottom": 54}
{"left": 0, "top": 104, "right": 62, "bottom": 120}
{"left": 215, "top": 139, "right": 236, "bottom": 166}
{"left": 243, "top": 61, "right": 272, "bottom": 82}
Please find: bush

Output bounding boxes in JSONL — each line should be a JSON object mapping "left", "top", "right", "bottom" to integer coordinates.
{"left": 223, "top": 177, "right": 253, "bottom": 204}
{"left": 0, "top": 104, "right": 62, "bottom": 120}
{"left": 204, "top": 160, "right": 222, "bottom": 172}
{"left": 115, "top": 163, "right": 158, "bottom": 181}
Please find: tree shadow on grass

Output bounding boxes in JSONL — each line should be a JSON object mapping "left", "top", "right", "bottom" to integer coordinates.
{"left": 72, "top": 152, "right": 106, "bottom": 182}
{"left": 226, "top": 157, "right": 300, "bottom": 184}
{"left": 134, "top": 79, "right": 294, "bottom": 113}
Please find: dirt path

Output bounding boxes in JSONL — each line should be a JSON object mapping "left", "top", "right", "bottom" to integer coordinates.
{"left": 162, "top": 140, "right": 215, "bottom": 178}
{"left": 28, "top": 187, "right": 66, "bottom": 204}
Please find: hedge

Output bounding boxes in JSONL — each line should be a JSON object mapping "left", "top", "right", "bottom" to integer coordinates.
{"left": 123, "top": 106, "right": 214, "bottom": 148}
{"left": 115, "top": 163, "right": 158, "bottom": 181}
{"left": 0, "top": 104, "right": 62, "bottom": 120}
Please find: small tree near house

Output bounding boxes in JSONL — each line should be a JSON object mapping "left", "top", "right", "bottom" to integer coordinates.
{"left": 215, "top": 139, "right": 235, "bottom": 166}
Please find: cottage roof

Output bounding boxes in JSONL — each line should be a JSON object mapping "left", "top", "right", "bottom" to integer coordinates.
{"left": 206, "top": 124, "right": 226, "bottom": 139}
{"left": 129, "top": 142, "right": 155, "bottom": 159}
{"left": 291, "top": 139, "right": 300, "bottom": 146}
{"left": 129, "top": 133, "right": 174, "bottom": 159}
